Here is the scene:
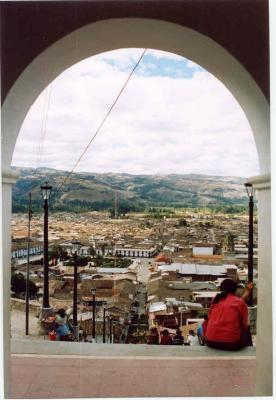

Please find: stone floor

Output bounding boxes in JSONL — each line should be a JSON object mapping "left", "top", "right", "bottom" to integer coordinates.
{"left": 11, "top": 310, "right": 39, "bottom": 340}
{"left": 10, "top": 353, "right": 256, "bottom": 398}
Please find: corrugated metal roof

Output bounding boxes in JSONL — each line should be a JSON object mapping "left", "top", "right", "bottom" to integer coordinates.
{"left": 158, "top": 263, "right": 237, "bottom": 276}
{"left": 167, "top": 281, "right": 217, "bottom": 290}
{"left": 96, "top": 268, "right": 129, "bottom": 273}
{"left": 193, "top": 291, "right": 218, "bottom": 297}
{"left": 149, "top": 302, "right": 167, "bottom": 313}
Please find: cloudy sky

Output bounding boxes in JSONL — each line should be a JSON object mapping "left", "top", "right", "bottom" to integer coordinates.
{"left": 12, "top": 48, "right": 259, "bottom": 177}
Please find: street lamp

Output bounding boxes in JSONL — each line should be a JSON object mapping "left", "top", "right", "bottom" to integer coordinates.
{"left": 40, "top": 182, "right": 52, "bottom": 319}
{"left": 108, "top": 313, "right": 113, "bottom": 343}
{"left": 72, "top": 240, "right": 81, "bottom": 341}
{"left": 245, "top": 182, "right": 254, "bottom": 306}
{"left": 91, "top": 287, "right": 96, "bottom": 342}
{"left": 102, "top": 303, "right": 107, "bottom": 343}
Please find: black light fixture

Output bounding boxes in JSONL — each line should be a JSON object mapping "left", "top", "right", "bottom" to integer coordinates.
{"left": 245, "top": 182, "right": 254, "bottom": 198}
{"left": 91, "top": 287, "right": 96, "bottom": 341}
{"left": 72, "top": 240, "right": 81, "bottom": 254}
{"left": 244, "top": 182, "right": 254, "bottom": 307}
{"left": 72, "top": 240, "right": 81, "bottom": 340}
{"left": 41, "top": 182, "right": 53, "bottom": 201}
{"left": 40, "top": 182, "right": 52, "bottom": 313}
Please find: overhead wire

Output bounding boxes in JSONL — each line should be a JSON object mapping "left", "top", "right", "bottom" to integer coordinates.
{"left": 15, "top": 47, "right": 147, "bottom": 263}
{"left": 36, "top": 83, "right": 53, "bottom": 169}
{"left": 36, "top": 87, "right": 48, "bottom": 167}
{"left": 17, "top": 48, "right": 147, "bottom": 212}
{"left": 54, "top": 48, "right": 148, "bottom": 196}
{"left": 17, "top": 83, "right": 54, "bottom": 201}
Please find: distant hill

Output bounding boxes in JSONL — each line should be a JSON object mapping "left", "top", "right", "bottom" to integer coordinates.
{"left": 11, "top": 166, "right": 249, "bottom": 213}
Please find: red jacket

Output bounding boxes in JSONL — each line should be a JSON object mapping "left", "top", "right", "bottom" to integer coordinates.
{"left": 160, "top": 335, "right": 173, "bottom": 345}
{"left": 206, "top": 294, "right": 248, "bottom": 343}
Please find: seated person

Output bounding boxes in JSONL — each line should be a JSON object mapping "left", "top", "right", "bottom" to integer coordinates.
{"left": 172, "top": 329, "right": 184, "bottom": 345}
{"left": 147, "top": 327, "right": 159, "bottom": 344}
{"left": 197, "top": 316, "right": 208, "bottom": 345}
{"left": 187, "top": 330, "right": 201, "bottom": 346}
{"left": 206, "top": 279, "right": 253, "bottom": 351}
{"left": 160, "top": 329, "right": 173, "bottom": 345}
{"left": 55, "top": 308, "right": 71, "bottom": 341}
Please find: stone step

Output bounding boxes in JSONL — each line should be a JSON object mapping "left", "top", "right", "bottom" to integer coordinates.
{"left": 11, "top": 338, "right": 256, "bottom": 359}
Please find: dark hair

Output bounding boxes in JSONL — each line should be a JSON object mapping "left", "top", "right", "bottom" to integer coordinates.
{"left": 213, "top": 278, "right": 237, "bottom": 305}
{"left": 57, "top": 308, "right": 66, "bottom": 318}
{"left": 176, "top": 329, "right": 182, "bottom": 335}
{"left": 162, "top": 329, "right": 169, "bottom": 336}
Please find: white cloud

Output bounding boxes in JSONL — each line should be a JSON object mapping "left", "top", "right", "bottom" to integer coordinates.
{"left": 146, "top": 49, "right": 184, "bottom": 61}
{"left": 12, "top": 49, "right": 259, "bottom": 178}
{"left": 186, "top": 59, "right": 202, "bottom": 70}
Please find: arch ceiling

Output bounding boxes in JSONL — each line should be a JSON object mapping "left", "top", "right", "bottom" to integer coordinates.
{"left": 1, "top": 0, "right": 269, "bottom": 102}
{"left": 1, "top": 17, "right": 270, "bottom": 175}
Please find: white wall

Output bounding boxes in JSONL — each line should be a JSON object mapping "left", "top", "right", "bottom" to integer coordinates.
{"left": 193, "top": 247, "right": 213, "bottom": 256}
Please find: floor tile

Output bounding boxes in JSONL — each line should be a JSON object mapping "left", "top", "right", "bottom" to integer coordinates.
{"left": 10, "top": 354, "right": 257, "bottom": 398}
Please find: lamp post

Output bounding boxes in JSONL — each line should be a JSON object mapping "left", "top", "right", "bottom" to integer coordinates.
{"left": 25, "top": 192, "right": 32, "bottom": 335}
{"left": 103, "top": 304, "right": 106, "bottom": 343}
{"left": 72, "top": 240, "right": 81, "bottom": 341}
{"left": 40, "top": 182, "right": 53, "bottom": 319}
{"left": 91, "top": 287, "right": 96, "bottom": 342}
{"left": 245, "top": 182, "right": 254, "bottom": 307}
{"left": 109, "top": 314, "right": 113, "bottom": 343}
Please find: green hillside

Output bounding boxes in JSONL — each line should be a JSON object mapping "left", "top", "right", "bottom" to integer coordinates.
{"left": 12, "top": 167, "right": 249, "bottom": 214}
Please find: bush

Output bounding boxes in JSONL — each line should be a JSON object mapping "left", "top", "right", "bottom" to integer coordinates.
{"left": 28, "top": 280, "right": 39, "bottom": 297}
{"left": 11, "top": 273, "right": 26, "bottom": 294}
{"left": 11, "top": 272, "right": 38, "bottom": 297}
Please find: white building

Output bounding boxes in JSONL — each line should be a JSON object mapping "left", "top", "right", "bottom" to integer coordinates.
{"left": 192, "top": 246, "right": 214, "bottom": 256}
{"left": 158, "top": 263, "right": 237, "bottom": 280}
{"left": 114, "top": 245, "right": 157, "bottom": 258}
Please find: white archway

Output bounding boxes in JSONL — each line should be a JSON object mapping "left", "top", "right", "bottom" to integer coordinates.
{"left": 2, "top": 18, "right": 270, "bottom": 173}
{"left": 1, "top": 18, "right": 271, "bottom": 396}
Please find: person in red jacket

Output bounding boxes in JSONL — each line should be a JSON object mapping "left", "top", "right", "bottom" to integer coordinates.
{"left": 147, "top": 327, "right": 159, "bottom": 345}
{"left": 160, "top": 329, "right": 173, "bottom": 345}
{"left": 206, "top": 279, "right": 253, "bottom": 351}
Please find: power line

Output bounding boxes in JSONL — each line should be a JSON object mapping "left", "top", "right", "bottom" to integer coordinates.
{"left": 37, "top": 84, "right": 53, "bottom": 168}
{"left": 15, "top": 49, "right": 147, "bottom": 208}
{"left": 54, "top": 48, "right": 147, "bottom": 195}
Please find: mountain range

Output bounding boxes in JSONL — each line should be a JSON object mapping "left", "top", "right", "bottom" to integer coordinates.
{"left": 12, "top": 167, "right": 249, "bottom": 213}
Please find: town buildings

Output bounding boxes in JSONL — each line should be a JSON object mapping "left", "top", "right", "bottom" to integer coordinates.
{"left": 11, "top": 208, "right": 258, "bottom": 344}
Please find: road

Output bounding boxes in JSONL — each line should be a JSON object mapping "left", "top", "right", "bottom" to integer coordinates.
{"left": 136, "top": 258, "right": 153, "bottom": 284}
{"left": 133, "top": 258, "right": 153, "bottom": 317}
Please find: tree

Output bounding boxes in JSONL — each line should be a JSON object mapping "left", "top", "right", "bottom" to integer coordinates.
{"left": 178, "top": 218, "right": 187, "bottom": 227}
{"left": 28, "top": 280, "right": 39, "bottom": 297}
{"left": 100, "top": 243, "right": 106, "bottom": 257}
{"left": 49, "top": 244, "right": 68, "bottom": 261}
{"left": 95, "top": 254, "right": 103, "bottom": 267}
{"left": 89, "top": 246, "right": 96, "bottom": 256}
{"left": 11, "top": 273, "right": 26, "bottom": 294}
{"left": 11, "top": 272, "right": 38, "bottom": 297}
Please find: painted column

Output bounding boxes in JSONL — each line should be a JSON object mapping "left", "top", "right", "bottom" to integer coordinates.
{"left": 1, "top": 169, "right": 18, "bottom": 398}
{"left": 249, "top": 175, "right": 272, "bottom": 396}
